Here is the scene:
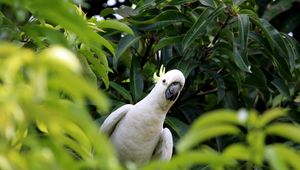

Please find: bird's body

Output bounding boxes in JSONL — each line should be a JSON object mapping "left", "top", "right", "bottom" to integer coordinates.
{"left": 101, "top": 69, "right": 185, "bottom": 166}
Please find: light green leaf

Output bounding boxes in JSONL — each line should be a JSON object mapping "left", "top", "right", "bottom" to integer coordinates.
{"left": 145, "top": 149, "right": 235, "bottom": 170}
{"left": 265, "top": 145, "right": 289, "bottom": 170}
{"left": 266, "top": 123, "right": 300, "bottom": 144}
{"left": 177, "top": 124, "right": 240, "bottom": 152}
{"left": 258, "top": 108, "right": 287, "bottom": 127}
{"left": 266, "top": 144, "right": 300, "bottom": 170}
{"left": 191, "top": 109, "right": 242, "bottom": 129}
{"left": 27, "top": 0, "right": 115, "bottom": 54}
{"left": 223, "top": 143, "right": 250, "bottom": 161}
{"left": 97, "top": 20, "right": 134, "bottom": 35}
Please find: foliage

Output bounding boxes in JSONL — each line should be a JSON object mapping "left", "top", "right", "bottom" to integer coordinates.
{"left": 1, "top": 0, "right": 300, "bottom": 169}
{"left": 145, "top": 108, "right": 300, "bottom": 170}
{"left": 0, "top": 43, "right": 122, "bottom": 169}
{"left": 102, "top": 0, "right": 300, "bottom": 144}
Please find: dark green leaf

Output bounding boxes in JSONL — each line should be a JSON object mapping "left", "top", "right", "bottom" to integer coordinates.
{"left": 271, "top": 76, "right": 290, "bottom": 97}
{"left": 165, "top": 116, "right": 189, "bottom": 137}
{"left": 109, "top": 81, "right": 133, "bottom": 102}
{"left": 130, "top": 56, "right": 144, "bottom": 103}
{"left": 153, "top": 35, "right": 184, "bottom": 52}
{"left": 200, "top": 0, "right": 216, "bottom": 8}
{"left": 262, "top": 0, "right": 295, "bottom": 21}
{"left": 183, "top": 5, "right": 225, "bottom": 50}
{"left": 115, "top": 35, "right": 140, "bottom": 68}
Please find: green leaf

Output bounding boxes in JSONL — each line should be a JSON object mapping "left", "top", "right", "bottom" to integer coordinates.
{"left": 232, "top": 14, "right": 251, "bottom": 73}
{"left": 130, "top": 10, "right": 191, "bottom": 30}
{"left": 250, "top": 17, "right": 292, "bottom": 80}
{"left": 177, "top": 124, "right": 240, "bottom": 152}
{"left": 266, "top": 123, "right": 300, "bottom": 144}
{"left": 258, "top": 108, "right": 287, "bottom": 127}
{"left": 26, "top": 0, "right": 115, "bottom": 54}
{"left": 266, "top": 144, "right": 300, "bottom": 170}
{"left": 246, "top": 130, "right": 265, "bottom": 165}
{"left": 233, "top": 0, "right": 247, "bottom": 5}
{"left": 206, "top": 70, "right": 226, "bottom": 103}
{"left": 153, "top": 35, "right": 184, "bottom": 52}
{"left": 168, "top": 0, "right": 197, "bottom": 5}
{"left": 77, "top": 53, "right": 97, "bottom": 84}
{"left": 262, "top": 0, "right": 295, "bottom": 21}
{"left": 130, "top": 56, "right": 144, "bottom": 103}
{"left": 232, "top": 40, "right": 251, "bottom": 72}
{"left": 265, "top": 145, "right": 289, "bottom": 170}
{"left": 271, "top": 76, "right": 290, "bottom": 97}
{"left": 200, "top": 0, "right": 216, "bottom": 8}
{"left": 191, "top": 109, "right": 243, "bottom": 129}
{"left": 281, "top": 33, "right": 300, "bottom": 72}
{"left": 97, "top": 20, "right": 134, "bottom": 35}
{"left": 115, "top": 35, "right": 140, "bottom": 68}
{"left": 23, "top": 25, "right": 69, "bottom": 47}
{"left": 223, "top": 143, "right": 250, "bottom": 161}
{"left": 109, "top": 81, "right": 133, "bottom": 102}
{"left": 183, "top": 5, "right": 225, "bottom": 50}
{"left": 165, "top": 116, "right": 189, "bottom": 137}
{"left": 145, "top": 149, "right": 235, "bottom": 170}
{"left": 237, "top": 14, "right": 249, "bottom": 53}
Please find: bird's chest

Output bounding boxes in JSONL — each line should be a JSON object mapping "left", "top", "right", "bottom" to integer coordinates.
{"left": 111, "top": 110, "right": 164, "bottom": 164}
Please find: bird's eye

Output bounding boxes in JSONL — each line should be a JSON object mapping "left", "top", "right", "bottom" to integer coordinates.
{"left": 162, "top": 79, "right": 166, "bottom": 83}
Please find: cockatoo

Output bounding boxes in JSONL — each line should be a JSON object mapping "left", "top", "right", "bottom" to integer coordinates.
{"left": 100, "top": 67, "right": 185, "bottom": 166}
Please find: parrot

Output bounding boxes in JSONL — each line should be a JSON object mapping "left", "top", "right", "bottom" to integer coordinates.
{"left": 100, "top": 67, "right": 185, "bottom": 166}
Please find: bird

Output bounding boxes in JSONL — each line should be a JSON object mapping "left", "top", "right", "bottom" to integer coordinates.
{"left": 100, "top": 66, "right": 185, "bottom": 166}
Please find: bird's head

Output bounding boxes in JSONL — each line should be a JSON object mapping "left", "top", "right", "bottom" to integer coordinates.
{"left": 151, "top": 68, "right": 185, "bottom": 110}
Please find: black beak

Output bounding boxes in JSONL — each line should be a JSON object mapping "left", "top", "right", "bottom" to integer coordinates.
{"left": 165, "top": 82, "right": 181, "bottom": 101}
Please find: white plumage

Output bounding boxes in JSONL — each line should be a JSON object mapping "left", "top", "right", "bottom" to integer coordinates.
{"left": 100, "top": 69, "right": 185, "bottom": 166}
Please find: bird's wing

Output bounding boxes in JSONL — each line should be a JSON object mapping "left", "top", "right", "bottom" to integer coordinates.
{"left": 152, "top": 128, "right": 173, "bottom": 161}
{"left": 100, "top": 104, "right": 133, "bottom": 136}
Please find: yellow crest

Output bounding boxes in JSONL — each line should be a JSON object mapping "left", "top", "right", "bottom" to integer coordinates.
{"left": 153, "top": 65, "right": 166, "bottom": 83}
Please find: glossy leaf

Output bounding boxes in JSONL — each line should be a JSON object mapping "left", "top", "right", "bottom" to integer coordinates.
{"left": 271, "top": 76, "right": 290, "bottom": 97}
{"left": 109, "top": 81, "right": 133, "bottom": 102}
{"left": 262, "top": 0, "right": 296, "bottom": 21}
{"left": 115, "top": 35, "right": 140, "bottom": 68}
{"left": 200, "top": 0, "right": 216, "bottom": 8}
{"left": 153, "top": 35, "right": 184, "bottom": 52}
{"left": 97, "top": 20, "right": 134, "bottom": 35}
{"left": 130, "top": 56, "right": 144, "bottom": 103}
{"left": 183, "top": 6, "right": 225, "bottom": 50}
{"left": 165, "top": 116, "right": 189, "bottom": 137}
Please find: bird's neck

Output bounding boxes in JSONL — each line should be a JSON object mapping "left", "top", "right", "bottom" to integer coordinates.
{"left": 142, "top": 90, "right": 173, "bottom": 113}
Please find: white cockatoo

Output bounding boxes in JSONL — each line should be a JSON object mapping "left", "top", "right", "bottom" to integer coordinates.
{"left": 100, "top": 66, "right": 185, "bottom": 166}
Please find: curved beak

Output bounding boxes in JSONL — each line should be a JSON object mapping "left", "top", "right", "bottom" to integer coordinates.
{"left": 165, "top": 82, "right": 182, "bottom": 101}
